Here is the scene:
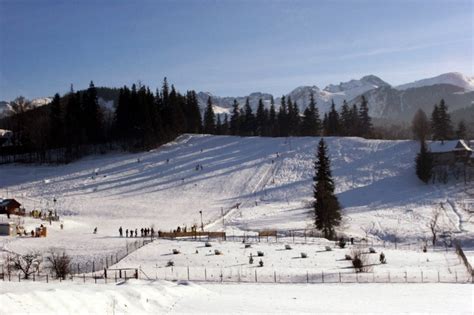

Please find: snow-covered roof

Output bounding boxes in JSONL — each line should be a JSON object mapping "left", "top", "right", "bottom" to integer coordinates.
{"left": 0, "top": 129, "right": 12, "bottom": 137}
{"left": 429, "top": 140, "right": 472, "bottom": 153}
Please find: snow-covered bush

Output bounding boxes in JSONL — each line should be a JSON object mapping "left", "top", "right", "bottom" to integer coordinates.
{"left": 301, "top": 252, "right": 307, "bottom": 258}
{"left": 214, "top": 249, "right": 222, "bottom": 255}
{"left": 345, "top": 254, "right": 352, "bottom": 260}
{"left": 351, "top": 249, "right": 371, "bottom": 273}
{"left": 172, "top": 249, "right": 180, "bottom": 254}
{"left": 369, "top": 247, "right": 376, "bottom": 254}
{"left": 285, "top": 244, "right": 292, "bottom": 250}
{"left": 325, "top": 246, "right": 332, "bottom": 251}
{"left": 257, "top": 251, "right": 264, "bottom": 257}
{"left": 205, "top": 242, "right": 212, "bottom": 247}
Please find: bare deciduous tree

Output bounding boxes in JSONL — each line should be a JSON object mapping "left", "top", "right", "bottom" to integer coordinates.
{"left": 46, "top": 248, "right": 72, "bottom": 279}
{"left": 428, "top": 206, "right": 441, "bottom": 246}
{"left": 12, "top": 252, "right": 42, "bottom": 279}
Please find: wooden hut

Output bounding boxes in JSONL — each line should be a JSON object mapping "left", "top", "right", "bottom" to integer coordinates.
{"left": 0, "top": 199, "right": 23, "bottom": 217}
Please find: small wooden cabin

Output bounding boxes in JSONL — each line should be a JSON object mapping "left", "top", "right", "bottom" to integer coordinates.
{"left": 0, "top": 199, "right": 22, "bottom": 217}
{"left": 429, "top": 140, "right": 472, "bottom": 166}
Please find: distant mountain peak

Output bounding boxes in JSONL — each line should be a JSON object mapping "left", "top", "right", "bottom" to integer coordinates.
{"left": 395, "top": 72, "right": 474, "bottom": 91}
{"left": 324, "top": 75, "right": 389, "bottom": 93}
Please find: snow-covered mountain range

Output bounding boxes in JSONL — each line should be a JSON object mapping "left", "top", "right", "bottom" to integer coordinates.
{"left": 1, "top": 72, "right": 473, "bottom": 122}
{"left": 197, "top": 72, "right": 474, "bottom": 121}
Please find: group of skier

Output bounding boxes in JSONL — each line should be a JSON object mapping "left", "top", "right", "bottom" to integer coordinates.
{"left": 118, "top": 226, "right": 155, "bottom": 238}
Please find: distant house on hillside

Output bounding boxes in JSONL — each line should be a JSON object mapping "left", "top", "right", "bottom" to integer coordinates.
{"left": 0, "top": 199, "right": 22, "bottom": 218}
{"left": 429, "top": 140, "right": 472, "bottom": 166}
{"left": 0, "top": 129, "right": 13, "bottom": 147}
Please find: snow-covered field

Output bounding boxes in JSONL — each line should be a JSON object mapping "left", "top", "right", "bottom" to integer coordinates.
{"left": 1, "top": 280, "right": 472, "bottom": 314}
{"left": 0, "top": 135, "right": 473, "bottom": 313}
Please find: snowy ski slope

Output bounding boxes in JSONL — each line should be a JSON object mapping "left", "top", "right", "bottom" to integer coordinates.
{"left": 0, "top": 135, "right": 472, "bottom": 259}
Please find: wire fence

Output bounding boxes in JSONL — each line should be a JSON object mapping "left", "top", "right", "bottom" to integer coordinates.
{"left": 0, "top": 266, "right": 470, "bottom": 285}
{"left": 70, "top": 238, "right": 152, "bottom": 275}
{"left": 148, "top": 266, "right": 472, "bottom": 284}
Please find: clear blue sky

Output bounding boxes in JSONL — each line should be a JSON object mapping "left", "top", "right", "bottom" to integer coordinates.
{"left": 0, "top": 0, "right": 472, "bottom": 100}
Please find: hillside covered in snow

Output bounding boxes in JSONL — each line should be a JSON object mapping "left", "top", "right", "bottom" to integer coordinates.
{"left": 1, "top": 135, "right": 472, "bottom": 262}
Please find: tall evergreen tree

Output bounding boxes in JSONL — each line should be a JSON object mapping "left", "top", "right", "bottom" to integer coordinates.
{"left": 256, "top": 98, "right": 267, "bottom": 136}
{"left": 277, "top": 96, "right": 289, "bottom": 137}
{"left": 350, "top": 104, "right": 360, "bottom": 137}
{"left": 313, "top": 138, "right": 341, "bottom": 239}
{"left": 415, "top": 140, "right": 433, "bottom": 184}
{"left": 431, "top": 99, "right": 453, "bottom": 140}
{"left": 268, "top": 97, "right": 277, "bottom": 136}
{"left": 411, "top": 109, "right": 430, "bottom": 141}
{"left": 230, "top": 99, "right": 241, "bottom": 136}
{"left": 339, "top": 100, "right": 351, "bottom": 136}
{"left": 456, "top": 120, "right": 467, "bottom": 139}
{"left": 325, "top": 100, "right": 340, "bottom": 136}
{"left": 222, "top": 114, "right": 230, "bottom": 135}
{"left": 301, "top": 93, "right": 320, "bottom": 136}
{"left": 203, "top": 96, "right": 216, "bottom": 134}
{"left": 49, "top": 93, "right": 63, "bottom": 148}
{"left": 358, "top": 96, "right": 372, "bottom": 138}
{"left": 243, "top": 98, "right": 255, "bottom": 136}
{"left": 82, "top": 81, "right": 103, "bottom": 143}
{"left": 185, "top": 90, "right": 202, "bottom": 133}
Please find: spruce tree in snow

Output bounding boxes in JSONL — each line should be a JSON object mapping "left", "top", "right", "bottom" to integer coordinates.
{"left": 222, "top": 114, "right": 230, "bottom": 135}
{"left": 339, "top": 100, "right": 351, "bottom": 136}
{"left": 325, "top": 100, "right": 340, "bottom": 136}
{"left": 256, "top": 98, "right": 267, "bottom": 136}
{"left": 268, "top": 97, "right": 277, "bottom": 136}
{"left": 203, "top": 96, "right": 216, "bottom": 134}
{"left": 358, "top": 96, "right": 372, "bottom": 138}
{"left": 313, "top": 138, "right": 341, "bottom": 239}
{"left": 456, "top": 120, "right": 467, "bottom": 139}
{"left": 243, "top": 97, "right": 255, "bottom": 136}
{"left": 230, "top": 99, "right": 240, "bottom": 135}
{"left": 277, "top": 96, "right": 289, "bottom": 137}
{"left": 49, "top": 93, "right": 63, "bottom": 148}
{"left": 411, "top": 109, "right": 430, "bottom": 141}
{"left": 215, "top": 114, "right": 223, "bottom": 135}
{"left": 415, "top": 140, "right": 433, "bottom": 184}
{"left": 431, "top": 99, "right": 453, "bottom": 140}
{"left": 82, "top": 81, "right": 103, "bottom": 143}
{"left": 301, "top": 92, "right": 320, "bottom": 136}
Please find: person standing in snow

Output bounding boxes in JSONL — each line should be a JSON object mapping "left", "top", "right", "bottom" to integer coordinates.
{"left": 135, "top": 228, "right": 138, "bottom": 237}
{"left": 126, "top": 229, "right": 129, "bottom": 237}
{"left": 93, "top": 227, "right": 97, "bottom": 234}
{"left": 119, "top": 226, "right": 123, "bottom": 237}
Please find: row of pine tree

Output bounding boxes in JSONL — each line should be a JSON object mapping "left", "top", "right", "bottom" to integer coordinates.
{"left": 1, "top": 78, "right": 376, "bottom": 162}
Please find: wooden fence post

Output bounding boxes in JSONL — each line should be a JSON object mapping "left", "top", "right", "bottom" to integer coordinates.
{"left": 255, "top": 269, "right": 257, "bottom": 282}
